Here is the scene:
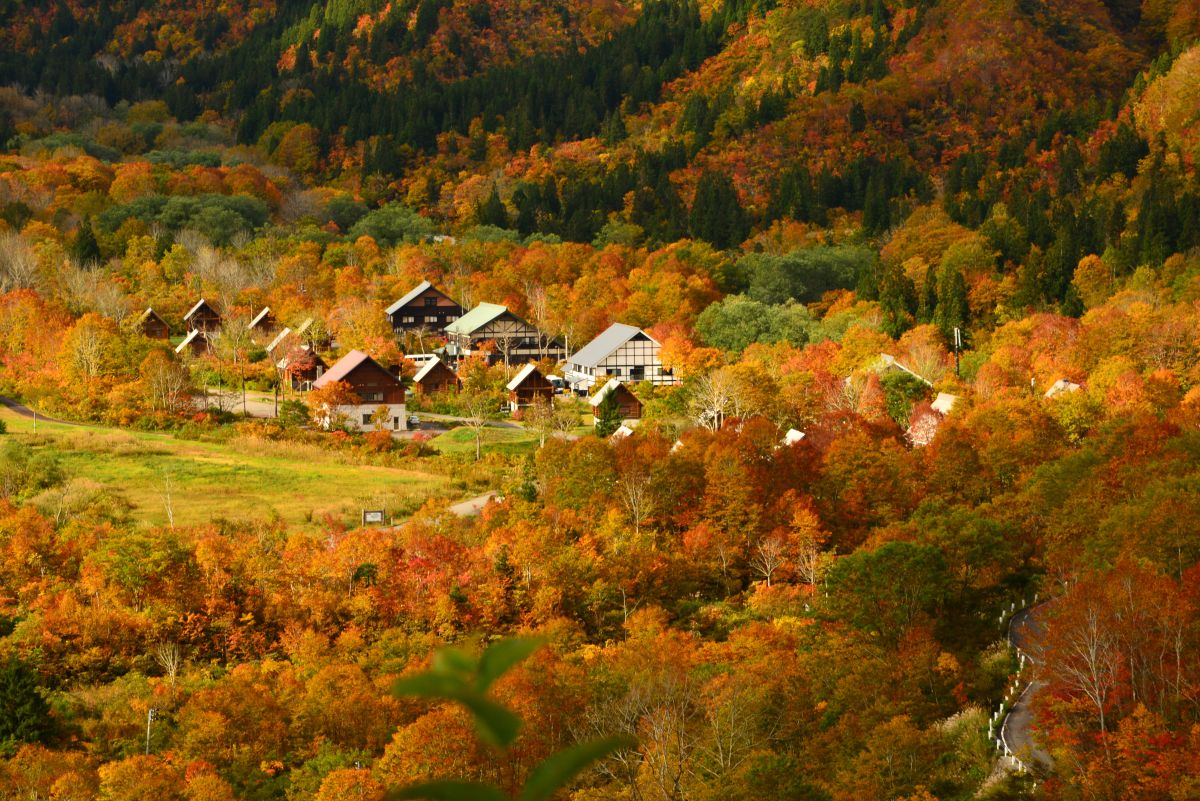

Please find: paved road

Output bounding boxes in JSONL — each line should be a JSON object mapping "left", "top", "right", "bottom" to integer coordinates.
{"left": 1002, "top": 607, "right": 1054, "bottom": 771}
{"left": 0, "top": 395, "right": 84, "bottom": 426}
{"left": 447, "top": 491, "right": 499, "bottom": 516}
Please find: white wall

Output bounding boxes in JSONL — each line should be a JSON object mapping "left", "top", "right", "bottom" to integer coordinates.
{"left": 319, "top": 403, "right": 408, "bottom": 431}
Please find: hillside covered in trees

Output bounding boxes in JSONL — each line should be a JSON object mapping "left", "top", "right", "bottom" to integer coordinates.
{"left": 1, "top": 0, "right": 1200, "bottom": 799}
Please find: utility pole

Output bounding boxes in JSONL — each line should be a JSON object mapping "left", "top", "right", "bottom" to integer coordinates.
{"left": 145, "top": 707, "right": 158, "bottom": 755}
{"left": 953, "top": 327, "right": 962, "bottom": 378}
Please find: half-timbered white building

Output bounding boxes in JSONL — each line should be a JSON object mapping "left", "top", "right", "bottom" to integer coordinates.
{"left": 444, "top": 303, "right": 564, "bottom": 366}
{"left": 563, "top": 323, "right": 675, "bottom": 392}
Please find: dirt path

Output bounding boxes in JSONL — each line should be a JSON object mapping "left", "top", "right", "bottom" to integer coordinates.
{"left": 1002, "top": 607, "right": 1054, "bottom": 771}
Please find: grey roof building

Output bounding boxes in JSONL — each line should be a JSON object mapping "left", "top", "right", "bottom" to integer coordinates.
{"left": 563, "top": 323, "right": 675, "bottom": 392}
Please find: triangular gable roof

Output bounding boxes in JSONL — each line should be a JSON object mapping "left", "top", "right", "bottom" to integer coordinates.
{"left": 265, "top": 327, "right": 293, "bottom": 354}
{"left": 385, "top": 280, "right": 433, "bottom": 315}
{"left": 610, "top": 425, "right": 634, "bottom": 440}
{"left": 931, "top": 392, "right": 959, "bottom": 415}
{"left": 1045, "top": 378, "right": 1082, "bottom": 399}
{"left": 138, "top": 307, "right": 163, "bottom": 324}
{"left": 295, "top": 317, "right": 314, "bottom": 335}
{"left": 589, "top": 378, "right": 626, "bottom": 407}
{"left": 876, "top": 353, "right": 933, "bottom": 386}
{"left": 569, "top": 323, "right": 653, "bottom": 368}
{"left": 183, "top": 298, "right": 215, "bottom": 321}
{"left": 313, "top": 349, "right": 398, "bottom": 389}
{"left": 248, "top": 307, "right": 272, "bottom": 329}
{"left": 413, "top": 356, "right": 446, "bottom": 383}
{"left": 446, "top": 303, "right": 509, "bottom": 336}
{"left": 175, "top": 329, "right": 203, "bottom": 353}
{"left": 506, "top": 362, "right": 543, "bottom": 391}
{"left": 278, "top": 346, "right": 326, "bottom": 372}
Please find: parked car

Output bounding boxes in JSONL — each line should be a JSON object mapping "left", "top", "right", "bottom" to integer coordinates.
{"left": 408, "top": 414, "right": 421, "bottom": 427}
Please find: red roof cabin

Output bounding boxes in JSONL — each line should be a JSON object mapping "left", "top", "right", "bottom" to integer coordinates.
{"left": 312, "top": 350, "right": 408, "bottom": 431}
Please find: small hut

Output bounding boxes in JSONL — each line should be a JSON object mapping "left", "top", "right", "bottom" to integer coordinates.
{"left": 137, "top": 308, "right": 169, "bottom": 340}
{"left": 588, "top": 379, "right": 643, "bottom": 426}
{"left": 410, "top": 356, "right": 460, "bottom": 395}
{"left": 183, "top": 299, "right": 221, "bottom": 332}
{"left": 506, "top": 363, "right": 554, "bottom": 412}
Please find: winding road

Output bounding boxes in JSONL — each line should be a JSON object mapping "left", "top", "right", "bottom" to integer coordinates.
{"left": 0, "top": 395, "right": 83, "bottom": 426}
{"left": 1001, "top": 607, "right": 1054, "bottom": 771}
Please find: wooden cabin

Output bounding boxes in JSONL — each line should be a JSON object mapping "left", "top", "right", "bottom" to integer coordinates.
{"left": 184, "top": 299, "right": 221, "bottom": 332}
{"left": 506, "top": 363, "right": 554, "bottom": 412}
{"left": 137, "top": 308, "right": 169, "bottom": 340}
{"left": 278, "top": 346, "right": 327, "bottom": 391}
{"left": 387, "top": 281, "right": 463, "bottom": 334}
{"left": 312, "top": 350, "right": 407, "bottom": 431}
{"left": 175, "top": 329, "right": 210, "bottom": 356}
{"left": 589, "top": 379, "right": 643, "bottom": 426}
{"left": 410, "top": 356, "right": 460, "bottom": 395}
{"left": 248, "top": 307, "right": 277, "bottom": 336}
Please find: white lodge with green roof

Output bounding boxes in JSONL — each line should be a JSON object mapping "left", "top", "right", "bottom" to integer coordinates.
{"left": 443, "top": 302, "right": 565, "bottom": 366}
{"left": 563, "top": 323, "right": 676, "bottom": 392}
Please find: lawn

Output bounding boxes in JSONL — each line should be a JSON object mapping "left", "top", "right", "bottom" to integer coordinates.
{"left": 0, "top": 407, "right": 454, "bottom": 529}
{"left": 427, "top": 423, "right": 598, "bottom": 457}
{"left": 428, "top": 426, "right": 542, "bottom": 457}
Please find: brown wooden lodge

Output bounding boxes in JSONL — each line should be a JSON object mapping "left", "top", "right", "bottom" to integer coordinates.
{"left": 137, "top": 308, "right": 169, "bottom": 340}
{"left": 410, "top": 356, "right": 460, "bottom": 395}
{"left": 387, "top": 281, "right": 464, "bottom": 334}
{"left": 506, "top": 363, "right": 554, "bottom": 412}
{"left": 184, "top": 299, "right": 221, "bottom": 332}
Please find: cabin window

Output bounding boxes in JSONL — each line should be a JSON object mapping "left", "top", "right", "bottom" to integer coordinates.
{"left": 362, "top": 414, "right": 372, "bottom": 425}
{"left": 402, "top": 316, "right": 415, "bottom": 323}
{"left": 424, "top": 297, "right": 437, "bottom": 306}
{"left": 363, "top": 391, "right": 384, "bottom": 402}
{"left": 425, "top": 316, "right": 438, "bottom": 323}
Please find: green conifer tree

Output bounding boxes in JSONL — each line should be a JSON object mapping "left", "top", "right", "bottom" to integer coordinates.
{"left": 595, "top": 389, "right": 623, "bottom": 438}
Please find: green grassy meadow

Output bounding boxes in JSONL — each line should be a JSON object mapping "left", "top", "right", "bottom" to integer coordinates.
{"left": 0, "top": 407, "right": 453, "bottom": 529}
{"left": 428, "top": 426, "right": 541, "bottom": 457}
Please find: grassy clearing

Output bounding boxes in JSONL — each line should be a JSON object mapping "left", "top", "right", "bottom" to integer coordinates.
{"left": 427, "top": 424, "right": 600, "bottom": 457}
{"left": 0, "top": 407, "right": 453, "bottom": 529}
{"left": 429, "top": 426, "right": 541, "bottom": 457}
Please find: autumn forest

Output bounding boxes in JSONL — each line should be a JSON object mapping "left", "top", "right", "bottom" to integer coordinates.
{"left": 1, "top": 0, "right": 1199, "bottom": 799}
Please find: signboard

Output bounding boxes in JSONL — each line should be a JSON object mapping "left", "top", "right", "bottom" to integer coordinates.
{"left": 362, "top": 509, "right": 385, "bottom": 526}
